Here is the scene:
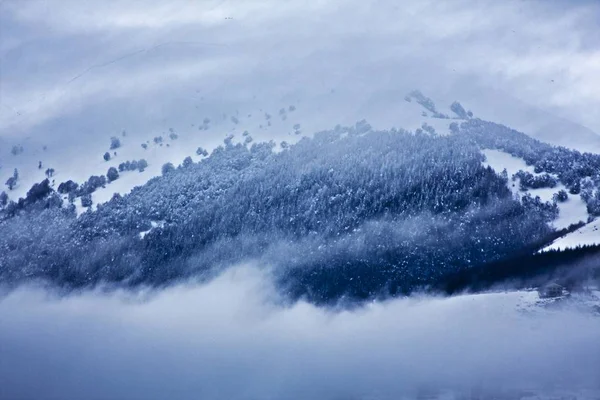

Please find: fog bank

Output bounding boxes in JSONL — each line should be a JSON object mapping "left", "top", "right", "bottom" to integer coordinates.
{"left": 1, "top": 265, "right": 599, "bottom": 400}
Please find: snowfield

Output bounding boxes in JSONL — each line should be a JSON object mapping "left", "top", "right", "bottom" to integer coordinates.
{"left": 440, "top": 287, "right": 600, "bottom": 318}
{"left": 482, "top": 149, "right": 590, "bottom": 231}
{"left": 543, "top": 221, "right": 600, "bottom": 251}
{"left": 481, "top": 148, "right": 600, "bottom": 251}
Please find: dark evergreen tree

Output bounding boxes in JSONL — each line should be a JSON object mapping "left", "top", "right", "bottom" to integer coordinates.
{"left": 5, "top": 177, "right": 16, "bottom": 191}
{"left": 110, "top": 136, "right": 121, "bottom": 150}
{"left": 0, "top": 191, "right": 8, "bottom": 207}
{"left": 5, "top": 169, "right": 18, "bottom": 190}
{"left": 182, "top": 156, "right": 193, "bottom": 168}
{"left": 81, "top": 193, "right": 93, "bottom": 208}
{"left": 138, "top": 159, "right": 148, "bottom": 172}
{"left": 107, "top": 167, "right": 119, "bottom": 182}
{"left": 450, "top": 101, "right": 468, "bottom": 119}
{"left": 11, "top": 145, "right": 24, "bottom": 156}
{"left": 161, "top": 162, "right": 175, "bottom": 175}
{"left": 553, "top": 190, "right": 568, "bottom": 203}
{"left": 24, "top": 179, "right": 52, "bottom": 205}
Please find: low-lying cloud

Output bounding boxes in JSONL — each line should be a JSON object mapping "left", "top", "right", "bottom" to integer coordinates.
{"left": 1, "top": 265, "right": 599, "bottom": 400}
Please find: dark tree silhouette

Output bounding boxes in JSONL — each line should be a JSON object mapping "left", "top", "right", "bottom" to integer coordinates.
{"left": 161, "top": 162, "right": 175, "bottom": 175}
{"left": 81, "top": 193, "right": 93, "bottom": 208}
{"left": 107, "top": 167, "right": 119, "bottom": 182}
{"left": 110, "top": 136, "right": 121, "bottom": 150}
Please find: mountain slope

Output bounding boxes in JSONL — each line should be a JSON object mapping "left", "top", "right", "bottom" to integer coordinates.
{"left": 0, "top": 121, "right": 562, "bottom": 300}
{"left": 2, "top": 93, "right": 600, "bottom": 303}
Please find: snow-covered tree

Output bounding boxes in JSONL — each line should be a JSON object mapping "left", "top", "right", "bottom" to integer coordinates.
{"left": 110, "top": 136, "right": 121, "bottom": 150}
{"left": 161, "top": 162, "right": 175, "bottom": 175}
{"left": 107, "top": 167, "right": 119, "bottom": 182}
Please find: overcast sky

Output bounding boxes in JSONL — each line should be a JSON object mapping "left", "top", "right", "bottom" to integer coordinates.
{"left": 2, "top": 0, "right": 600, "bottom": 137}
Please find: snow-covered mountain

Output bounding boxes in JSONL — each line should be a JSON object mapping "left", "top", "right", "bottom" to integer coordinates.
{"left": 2, "top": 94, "right": 600, "bottom": 304}
{"left": 4, "top": 78, "right": 600, "bottom": 202}
{"left": 3, "top": 2, "right": 600, "bottom": 398}
{"left": 3, "top": 87, "right": 599, "bottom": 253}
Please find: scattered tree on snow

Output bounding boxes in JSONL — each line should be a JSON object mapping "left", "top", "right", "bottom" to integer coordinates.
{"left": 110, "top": 136, "right": 121, "bottom": 150}
{"left": 107, "top": 167, "right": 119, "bottom": 182}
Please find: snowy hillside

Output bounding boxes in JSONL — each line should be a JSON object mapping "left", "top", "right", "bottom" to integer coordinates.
{"left": 3, "top": 90, "right": 600, "bottom": 255}
{"left": 0, "top": 88, "right": 470, "bottom": 207}
{"left": 0, "top": 92, "right": 460, "bottom": 206}
{"left": 480, "top": 146, "right": 600, "bottom": 252}
{"left": 543, "top": 221, "right": 600, "bottom": 251}
{"left": 0, "top": 102, "right": 309, "bottom": 206}
{"left": 482, "top": 149, "right": 590, "bottom": 230}
{"left": 454, "top": 288, "right": 600, "bottom": 318}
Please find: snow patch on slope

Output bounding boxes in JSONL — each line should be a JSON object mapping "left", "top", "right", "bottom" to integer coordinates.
{"left": 543, "top": 221, "right": 600, "bottom": 251}
{"left": 139, "top": 220, "right": 165, "bottom": 239}
{"left": 482, "top": 149, "right": 589, "bottom": 230}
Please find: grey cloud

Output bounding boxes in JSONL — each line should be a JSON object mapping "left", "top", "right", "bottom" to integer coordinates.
{"left": 2, "top": 0, "right": 600, "bottom": 134}
{"left": 0, "top": 266, "right": 599, "bottom": 400}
